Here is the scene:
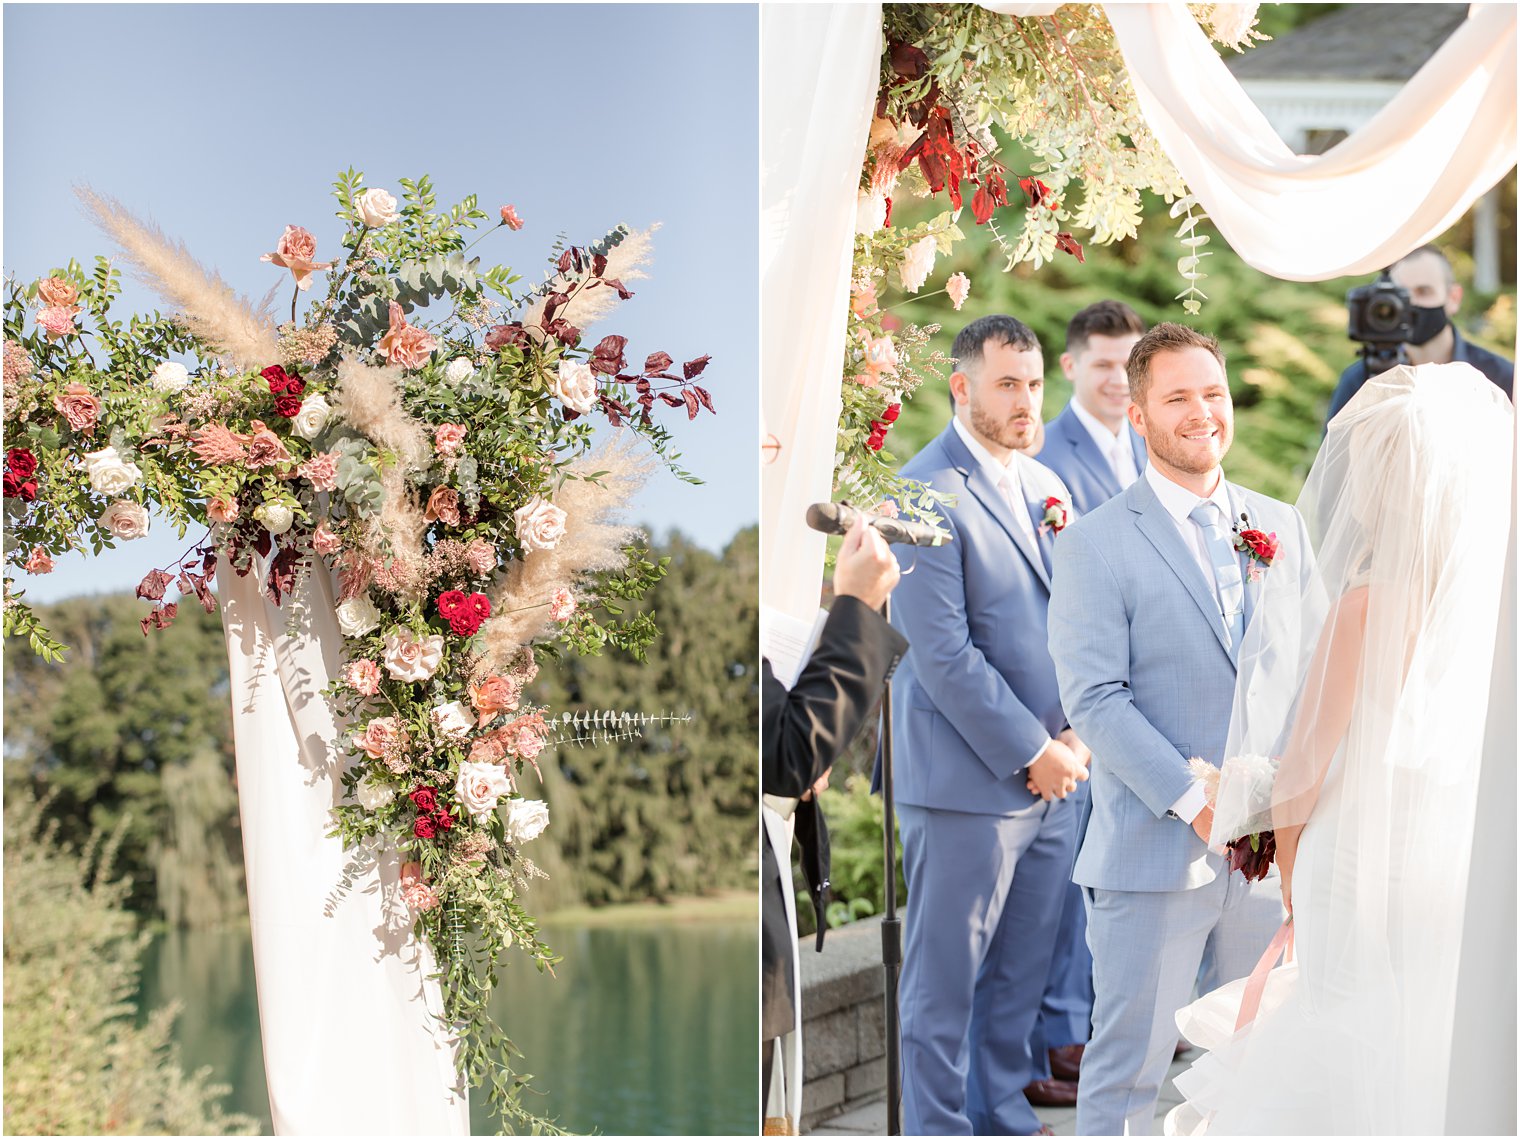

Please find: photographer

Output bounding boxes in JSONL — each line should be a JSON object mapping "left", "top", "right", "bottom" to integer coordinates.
{"left": 1328, "top": 245, "right": 1514, "bottom": 426}
{"left": 761, "top": 515, "right": 907, "bottom": 1133}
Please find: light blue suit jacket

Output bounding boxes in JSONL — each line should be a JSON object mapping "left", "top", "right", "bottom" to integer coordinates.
{"left": 1047, "top": 474, "right": 1309, "bottom": 892}
{"left": 889, "top": 424, "right": 1073, "bottom": 816}
{"left": 1039, "top": 402, "right": 1148, "bottom": 516}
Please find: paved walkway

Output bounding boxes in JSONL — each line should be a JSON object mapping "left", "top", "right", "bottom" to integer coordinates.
{"left": 809, "top": 1051, "right": 1194, "bottom": 1136}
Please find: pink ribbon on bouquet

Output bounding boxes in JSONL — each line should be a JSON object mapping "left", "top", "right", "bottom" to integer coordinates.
{"left": 1235, "top": 916, "right": 1295, "bottom": 1032}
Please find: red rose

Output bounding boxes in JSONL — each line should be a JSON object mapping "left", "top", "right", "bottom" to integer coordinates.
{"left": 3, "top": 471, "right": 37, "bottom": 501}
{"left": 448, "top": 612, "right": 481, "bottom": 637}
{"left": 273, "top": 395, "right": 303, "bottom": 418}
{"left": 881, "top": 404, "right": 901, "bottom": 424}
{"left": 437, "top": 590, "right": 467, "bottom": 619}
{"left": 410, "top": 786, "right": 439, "bottom": 813}
{"left": 262, "top": 365, "right": 291, "bottom": 393}
{"left": 6, "top": 448, "right": 37, "bottom": 477}
{"left": 434, "top": 808, "right": 455, "bottom": 831}
{"left": 467, "top": 592, "right": 491, "bottom": 621}
{"left": 413, "top": 816, "right": 437, "bottom": 839}
{"left": 283, "top": 374, "right": 305, "bottom": 397}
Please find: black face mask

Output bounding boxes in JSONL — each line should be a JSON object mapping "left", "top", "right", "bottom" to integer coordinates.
{"left": 1406, "top": 304, "right": 1449, "bottom": 346}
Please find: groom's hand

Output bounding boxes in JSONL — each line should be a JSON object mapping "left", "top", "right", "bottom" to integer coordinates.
{"left": 1190, "top": 802, "right": 1216, "bottom": 844}
{"left": 1057, "top": 727, "right": 1091, "bottom": 769}
{"left": 1025, "top": 739, "right": 1089, "bottom": 801}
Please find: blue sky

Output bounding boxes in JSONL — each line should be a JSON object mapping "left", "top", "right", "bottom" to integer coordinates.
{"left": 3, "top": 3, "right": 758, "bottom": 603}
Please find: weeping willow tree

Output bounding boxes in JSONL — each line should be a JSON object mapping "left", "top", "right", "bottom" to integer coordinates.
{"left": 3, "top": 790, "right": 258, "bottom": 1135}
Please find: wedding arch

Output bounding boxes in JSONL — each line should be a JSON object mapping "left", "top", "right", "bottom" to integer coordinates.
{"left": 4, "top": 173, "right": 717, "bottom": 1134}
{"left": 760, "top": 3, "right": 1516, "bottom": 1131}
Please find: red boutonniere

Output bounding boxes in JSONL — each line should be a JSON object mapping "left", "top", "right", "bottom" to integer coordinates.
{"left": 1040, "top": 496, "right": 1070, "bottom": 535}
{"left": 1233, "top": 514, "right": 1280, "bottom": 583}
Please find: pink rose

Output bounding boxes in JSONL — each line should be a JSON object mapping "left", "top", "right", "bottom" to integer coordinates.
{"left": 468, "top": 674, "right": 521, "bottom": 727}
{"left": 37, "top": 277, "right": 78, "bottom": 307}
{"left": 24, "top": 547, "right": 53, "bottom": 574}
{"left": 259, "top": 225, "right": 334, "bottom": 291}
{"left": 342, "top": 658, "right": 382, "bottom": 697}
{"left": 206, "top": 496, "right": 240, "bottom": 523}
{"left": 36, "top": 305, "right": 79, "bottom": 340}
{"left": 500, "top": 205, "right": 524, "bottom": 230}
{"left": 311, "top": 520, "right": 343, "bottom": 556}
{"left": 424, "top": 485, "right": 461, "bottom": 526}
{"left": 381, "top": 627, "right": 445, "bottom": 682}
{"left": 549, "top": 588, "right": 576, "bottom": 623}
{"left": 301, "top": 451, "right": 340, "bottom": 491}
{"left": 468, "top": 737, "right": 505, "bottom": 766}
{"left": 464, "top": 540, "right": 496, "bottom": 577}
{"left": 53, "top": 383, "right": 101, "bottom": 434}
{"left": 398, "top": 862, "right": 439, "bottom": 912}
{"left": 244, "top": 421, "right": 292, "bottom": 469}
{"left": 100, "top": 500, "right": 150, "bottom": 540}
{"left": 850, "top": 279, "right": 879, "bottom": 320}
{"left": 357, "top": 715, "right": 406, "bottom": 759}
{"left": 378, "top": 301, "right": 436, "bottom": 371}
{"left": 434, "top": 423, "right": 467, "bottom": 457}
{"left": 514, "top": 727, "right": 545, "bottom": 761}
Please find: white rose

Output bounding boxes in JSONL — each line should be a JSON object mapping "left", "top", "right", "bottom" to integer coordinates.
{"left": 150, "top": 361, "right": 190, "bottom": 393}
{"left": 856, "top": 190, "right": 888, "bottom": 235}
{"left": 899, "top": 235, "right": 938, "bottom": 293}
{"left": 83, "top": 446, "right": 142, "bottom": 496}
{"left": 290, "top": 394, "right": 332, "bottom": 441}
{"left": 552, "top": 359, "right": 599, "bottom": 414}
{"left": 355, "top": 775, "right": 395, "bottom": 812}
{"left": 455, "top": 761, "right": 513, "bottom": 822}
{"left": 355, "top": 188, "right": 399, "bottom": 227}
{"left": 514, "top": 496, "right": 567, "bottom": 554}
{"left": 444, "top": 357, "right": 475, "bottom": 385}
{"left": 100, "top": 500, "right": 150, "bottom": 540}
{"left": 504, "top": 798, "right": 550, "bottom": 845}
{"left": 336, "top": 593, "right": 382, "bottom": 638}
{"left": 382, "top": 627, "right": 445, "bottom": 683}
{"left": 254, "top": 501, "right": 294, "bottom": 535}
{"left": 431, "top": 700, "right": 474, "bottom": 740}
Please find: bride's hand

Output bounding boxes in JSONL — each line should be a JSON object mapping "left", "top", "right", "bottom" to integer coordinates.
{"left": 1276, "top": 827, "right": 1301, "bottom": 917}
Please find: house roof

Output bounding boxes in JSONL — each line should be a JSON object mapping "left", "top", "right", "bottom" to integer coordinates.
{"left": 1227, "top": 4, "right": 1469, "bottom": 83}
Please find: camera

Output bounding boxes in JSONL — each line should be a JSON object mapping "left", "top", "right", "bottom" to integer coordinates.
{"left": 1346, "top": 269, "right": 1411, "bottom": 374}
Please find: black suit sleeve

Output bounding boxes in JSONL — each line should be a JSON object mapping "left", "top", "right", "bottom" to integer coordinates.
{"left": 761, "top": 595, "right": 908, "bottom": 797}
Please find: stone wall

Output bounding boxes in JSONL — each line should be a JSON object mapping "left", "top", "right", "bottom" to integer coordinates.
{"left": 798, "top": 916, "right": 890, "bottom": 1132}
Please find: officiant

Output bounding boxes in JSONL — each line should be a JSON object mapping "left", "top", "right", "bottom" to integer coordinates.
{"left": 761, "top": 514, "right": 906, "bottom": 1134}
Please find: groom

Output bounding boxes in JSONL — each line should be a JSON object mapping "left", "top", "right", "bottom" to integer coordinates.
{"left": 1047, "top": 323, "right": 1306, "bottom": 1135}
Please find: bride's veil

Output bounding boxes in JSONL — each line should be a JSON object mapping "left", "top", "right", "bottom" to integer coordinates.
{"left": 1210, "top": 362, "right": 1513, "bottom": 1133}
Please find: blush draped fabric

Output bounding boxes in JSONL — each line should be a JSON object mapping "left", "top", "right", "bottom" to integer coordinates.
{"left": 218, "top": 558, "right": 469, "bottom": 1135}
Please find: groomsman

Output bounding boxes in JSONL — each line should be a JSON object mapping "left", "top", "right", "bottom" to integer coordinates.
{"left": 888, "top": 314, "right": 1090, "bottom": 1135}
{"left": 1048, "top": 323, "right": 1302, "bottom": 1135}
{"left": 1028, "top": 300, "right": 1147, "bottom": 1087}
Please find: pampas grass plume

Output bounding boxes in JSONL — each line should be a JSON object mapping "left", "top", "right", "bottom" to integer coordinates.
{"left": 523, "top": 224, "right": 659, "bottom": 332}
{"left": 75, "top": 187, "right": 281, "bottom": 371}
{"left": 332, "top": 355, "right": 430, "bottom": 470}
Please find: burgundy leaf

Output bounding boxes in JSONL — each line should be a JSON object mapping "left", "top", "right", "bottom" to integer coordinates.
{"left": 135, "top": 569, "right": 173, "bottom": 602}
{"left": 681, "top": 389, "right": 699, "bottom": 420}
{"left": 556, "top": 249, "right": 574, "bottom": 274}
{"left": 543, "top": 291, "right": 571, "bottom": 322}
{"left": 1054, "top": 232, "right": 1086, "bottom": 263}
{"left": 177, "top": 572, "right": 196, "bottom": 596}
{"left": 694, "top": 386, "right": 715, "bottom": 413}
{"left": 571, "top": 247, "right": 585, "bottom": 273}
{"left": 603, "top": 277, "right": 633, "bottom": 300}
{"left": 592, "top": 254, "right": 608, "bottom": 277}
{"left": 485, "top": 322, "right": 528, "bottom": 350}
{"left": 643, "top": 351, "right": 673, "bottom": 376}
{"left": 634, "top": 377, "right": 651, "bottom": 394}
{"left": 265, "top": 546, "right": 302, "bottom": 607}
{"left": 658, "top": 392, "right": 685, "bottom": 408}
{"left": 201, "top": 550, "right": 217, "bottom": 576}
{"left": 254, "top": 529, "right": 272, "bottom": 559}
{"left": 889, "top": 41, "right": 929, "bottom": 79}
{"left": 682, "top": 355, "right": 712, "bottom": 380}
{"left": 591, "top": 335, "right": 628, "bottom": 376}
{"left": 193, "top": 575, "right": 218, "bottom": 614}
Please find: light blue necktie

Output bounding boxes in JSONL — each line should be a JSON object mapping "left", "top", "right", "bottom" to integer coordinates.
{"left": 1189, "top": 500, "right": 1244, "bottom": 650}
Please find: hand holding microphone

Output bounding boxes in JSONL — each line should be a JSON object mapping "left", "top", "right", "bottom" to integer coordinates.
{"left": 833, "top": 513, "right": 900, "bottom": 611}
{"left": 805, "top": 501, "right": 949, "bottom": 548}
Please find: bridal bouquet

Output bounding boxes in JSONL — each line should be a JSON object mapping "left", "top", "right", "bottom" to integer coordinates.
{"left": 1188, "top": 753, "right": 1279, "bottom": 881}
{"left": 2, "top": 171, "right": 716, "bottom": 1131}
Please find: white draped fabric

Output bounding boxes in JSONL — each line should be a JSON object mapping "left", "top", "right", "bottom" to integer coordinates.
{"left": 218, "top": 558, "right": 469, "bottom": 1136}
{"left": 759, "top": 3, "right": 881, "bottom": 622}
{"left": 1105, "top": 3, "right": 1517, "bottom": 281}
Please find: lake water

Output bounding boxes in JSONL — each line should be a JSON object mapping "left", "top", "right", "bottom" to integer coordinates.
{"left": 137, "top": 912, "right": 758, "bottom": 1136}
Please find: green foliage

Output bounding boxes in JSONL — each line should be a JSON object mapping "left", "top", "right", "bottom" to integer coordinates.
{"left": 3, "top": 790, "right": 258, "bottom": 1136}
{"left": 526, "top": 526, "right": 759, "bottom": 910}
{"left": 3, "top": 595, "right": 240, "bottom": 922}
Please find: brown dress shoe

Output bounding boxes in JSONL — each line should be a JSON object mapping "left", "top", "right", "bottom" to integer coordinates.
{"left": 1048, "top": 1043, "right": 1085, "bottom": 1082}
{"left": 1023, "top": 1077, "right": 1080, "bottom": 1108}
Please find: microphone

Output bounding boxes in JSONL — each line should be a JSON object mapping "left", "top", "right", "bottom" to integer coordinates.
{"left": 805, "top": 502, "right": 950, "bottom": 548}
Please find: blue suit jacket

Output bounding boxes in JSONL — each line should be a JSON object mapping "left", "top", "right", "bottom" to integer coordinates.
{"left": 1039, "top": 402, "right": 1148, "bottom": 516}
{"left": 1047, "top": 474, "right": 1310, "bottom": 892}
{"left": 888, "top": 423, "right": 1074, "bottom": 816}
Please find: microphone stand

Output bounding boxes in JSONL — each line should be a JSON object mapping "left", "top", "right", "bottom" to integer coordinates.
{"left": 879, "top": 594, "right": 903, "bottom": 1136}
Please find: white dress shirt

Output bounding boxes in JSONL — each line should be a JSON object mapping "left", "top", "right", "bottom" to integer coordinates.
{"left": 1070, "top": 398, "right": 1140, "bottom": 488}
{"left": 1142, "top": 462, "right": 1234, "bottom": 827}
{"left": 951, "top": 416, "right": 1054, "bottom": 769}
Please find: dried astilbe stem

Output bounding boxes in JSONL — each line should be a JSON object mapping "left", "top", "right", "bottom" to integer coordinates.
{"left": 75, "top": 186, "right": 281, "bottom": 371}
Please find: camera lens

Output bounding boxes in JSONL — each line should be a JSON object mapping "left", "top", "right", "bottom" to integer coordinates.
{"left": 1368, "top": 297, "right": 1402, "bottom": 332}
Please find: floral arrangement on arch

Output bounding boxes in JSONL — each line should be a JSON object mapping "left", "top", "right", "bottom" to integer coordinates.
{"left": 1, "top": 171, "right": 717, "bottom": 1133}
{"left": 837, "top": 3, "right": 1264, "bottom": 516}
